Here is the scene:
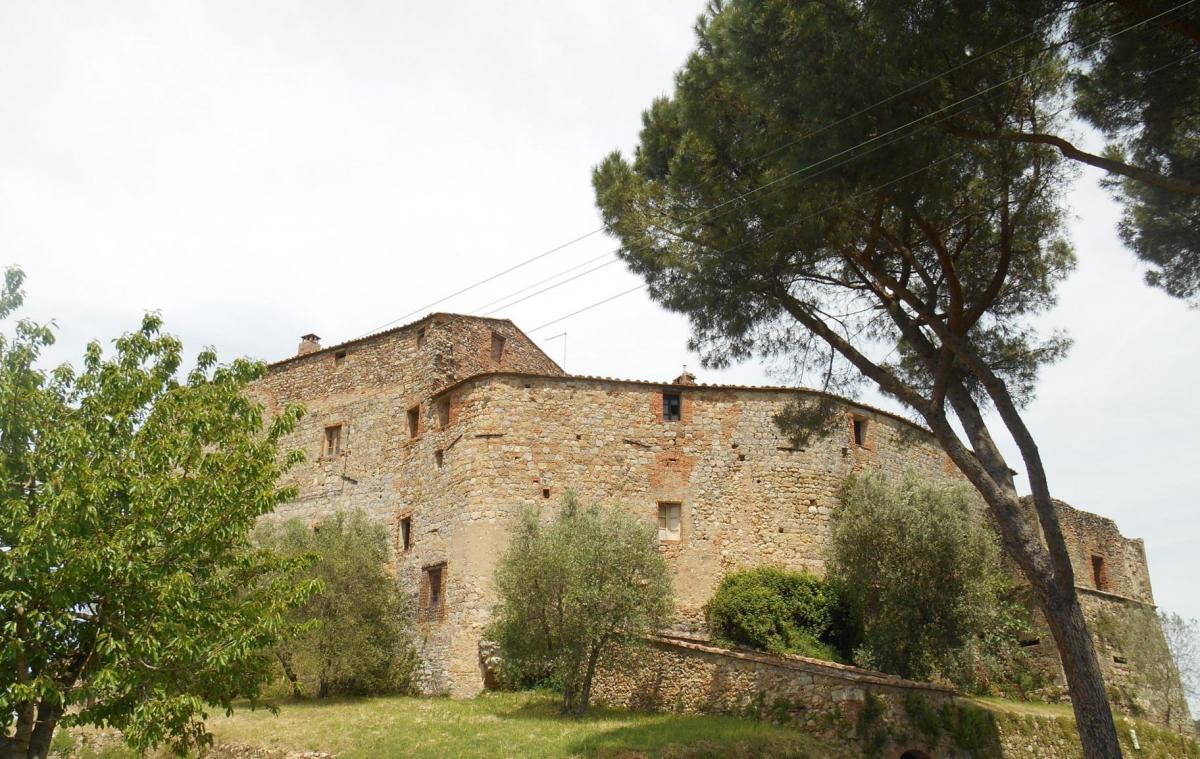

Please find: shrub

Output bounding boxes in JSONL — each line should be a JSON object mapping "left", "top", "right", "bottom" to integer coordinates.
{"left": 705, "top": 567, "right": 846, "bottom": 661}
{"left": 490, "top": 491, "right": 673, "bottom": 714}
{"left": 257, "top": 510, "right": 418, "bottom": 697}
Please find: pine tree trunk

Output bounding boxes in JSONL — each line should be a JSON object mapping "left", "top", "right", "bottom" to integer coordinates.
{"left": 1037, "top": 582, "right": 1123, "bottom": 758}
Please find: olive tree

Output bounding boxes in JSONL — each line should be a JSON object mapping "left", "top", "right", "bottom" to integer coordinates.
{"left": 0, "top": 267, "right": 312, "bottom": 758}
{"left": 592, "top": 1, "right": 1123, "bottom": 752}
{"left": 490, "top": 492, "right": 672, "bottom": 715}
{"left": 830, "top": 470, "right": 1035, "bottom": 693}
{"left": 257, "top": 510, "right": 418, "bottom": 698}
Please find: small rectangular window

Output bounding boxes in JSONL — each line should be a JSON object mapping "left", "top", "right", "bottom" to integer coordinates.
{"left": 658, "top": 502, "right": 681, "bottom": 541}
{"left": 490, "top": 331, "right": 506, "bottom": 363}
{"left": 423, "top": 563, "right": 445, "bottom": 614}
{"left": 400, "top": 516, "right": 412, "bottom": 552}
{"left": 1091, "top": 555, "right": 1107, "bottom": 591}
{"left": 436, "top": 397, "right": 450, "bottom": 428}
{"left": 407, "top": 406, "right": 420, "bottom": 439}
{"left": 333, "top": 349, "right": 347, "bottom": 366}
{"left": 663, "top": 392, "right": 682, "bottom": 422}
{"left": 852, "top": 417, "right": 868, "bottom": 447}
{"left": 323, "top": 424, "right": 342, "bottom": 457}
{"left": 434, "top": 449, "right": 444, "bottom": 468}
{"left": 416, "top": 326, "right": 426, "bottom": 348}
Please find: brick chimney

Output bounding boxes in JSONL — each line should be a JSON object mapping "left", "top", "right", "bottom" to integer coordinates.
{"left": 298, "top": 333, "right": 322, "bottom": 356}
{"left": 672, "top": 365, "right": 697, "bottom": 385}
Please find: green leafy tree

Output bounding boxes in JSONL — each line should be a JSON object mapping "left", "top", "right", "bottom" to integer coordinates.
{"left": 490, "top": 492, "right": 672, "bottom": 715}
{"left": 256, "top": 510, "right": 417, "bottom": 698}
{"left": 705, "top": 567, "right": 844, "bottom": 662}
{"left": 829, "top": 471, "right": 1034, "bottom": 692}
{"left": 592, "top": 3, "right": 1124, "bottom": 752}
{"left": 0, "top": 267, "right": 312, "bottom": 758}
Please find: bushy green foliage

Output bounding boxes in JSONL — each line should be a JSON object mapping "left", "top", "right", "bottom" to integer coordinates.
{"left": 257, "top": 510, "right": 418, "bottom": 698}
{"left": 705, "top": 567, "right": 844, "bottom": 662}
{"left": 490, "top": 492, "right": 673, "bottom": 714}
{"left": 829, "top": 470, "right": 1035, "bottom": 691}
{"left": 0, "top": 267, "right": 314, "bottom": 758}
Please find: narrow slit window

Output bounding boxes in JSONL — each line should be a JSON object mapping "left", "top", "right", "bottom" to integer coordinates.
{"left": 658, "top": 502, "right": 681, "bottom": 541}
{"left": 436, "top": 397, "right": 450, "bottom": 428}
{"left": 1091, "top": 555, "right": 1107, "bottom": 591}
{"left": 852, "top": 417, "right": 868, "bottom": 447}
{"left": 490, "top": 331, "right": 506, "bottom": 363}
{"left": 416, "top": 326, "right": 426, "bottom": 348}
{"left": 407, "top": 406, "right": 420, "bottom": 439}
{"left": 434, "top": 450, "right": 444, "bottom": 468}
{"left": 323, "top": 424, "right": 342, "bottom": 457}
{"left": 334, "top": 349, "right": 347, "bottom": 366}
{"left": 399, "top": 515, "right": 412, "bottom": 552}
{"left": 663, "top": 392, "right": 682, "bottom": 422}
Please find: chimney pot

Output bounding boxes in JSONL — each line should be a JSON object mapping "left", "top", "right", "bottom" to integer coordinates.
{"left": 298, "top": 333, "right": 322, "bottom": 356}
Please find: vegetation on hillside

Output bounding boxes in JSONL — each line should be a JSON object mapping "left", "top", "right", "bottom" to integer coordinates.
{"left": 256, "top": 510, "right": 418, "bottom": 698}
{"left": 490, "top": 492, "right": 672, "bottom": 715}
{"left": 0, "top": 267, "right": 313, "bottom": 758}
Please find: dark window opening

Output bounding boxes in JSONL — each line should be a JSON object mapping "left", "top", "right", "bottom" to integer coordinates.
{"left": 436, "top": 397, "right": 450, "bottom": 428}
{"left": 852, "top": 417, "right": 868, "bottom": 446}
{"left": 542, "top": 487, "right": 551, "bottom": 499}
{"left": 1019, "top": 638, "right": 1041, "bottom": 648}
{"left": 416, "top": 326, "right": 426, "bottom": 348}
{"left": 423, "top": 563, "right": 445, "bottom": 613}
{"left": 1113, "top": 655, "right": 1128, "bottom": 664}
{"left": 1091, "top": 555, "right": 1108, "bottom": 591}
{"left": 323, "top": 425, "right": 342, "bottom": 457}
{"left": 407, "top": 406, "right": 420, "bottom": 439}
{"left": 399, "top": 516, "right": 412, "bottom": 552}
{"left": 490, "top": 331, "right": 506, "bottom": 363}
{"left": 434, "top": 450, "right": 444, "bottom": 468}
{"left": 334, "top": 349, "right": 347, "bottom": 366}
{"left": 663, "top": 392, "right": 682, "bottom": 421}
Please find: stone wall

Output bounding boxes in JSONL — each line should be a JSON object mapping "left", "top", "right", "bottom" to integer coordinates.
{"left": 592, "top": 634, "right": 958, "bottom": 757}
{"left": 437, "top": 373, "right": 956, "bottom": 634}
{"left": 252, "top": 315, "right": 562, "bottom": 692}
{"left": 250, "top": 312, "right": 1185, "bottom": 717}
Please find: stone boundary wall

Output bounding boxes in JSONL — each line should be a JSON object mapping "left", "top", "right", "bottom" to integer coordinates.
{"left": 591, "top": 634, "right": 957, "bottom": 756}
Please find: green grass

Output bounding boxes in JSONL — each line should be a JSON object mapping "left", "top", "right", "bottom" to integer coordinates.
{"left": 204, "top": 691, "right": 852, "bottom": 759}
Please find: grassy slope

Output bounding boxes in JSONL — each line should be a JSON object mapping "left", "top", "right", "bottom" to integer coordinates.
{"left": 204, "top": 691, "right": 852, "bottom": 759}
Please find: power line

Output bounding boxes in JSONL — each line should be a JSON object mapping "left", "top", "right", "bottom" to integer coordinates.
{"left": 481, "top": 258, "right": 622, "bottom": 317}
{"left": 527, "top": 148, "right": 968, "bottom": 334}
{"left": 359, "top": 0, "right": 1191, "bottom": 340}
{"left": 469, "top": 250, "right": 616, "bottom": 314}
{"left": 350, "top": 8, "right": 1093, "bottom": 340}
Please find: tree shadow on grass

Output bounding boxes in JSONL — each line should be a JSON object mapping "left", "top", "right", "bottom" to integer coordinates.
{"left": 562, "top": 717, "right": 843, "bottom": 759}
{"left": 491, "top": 698, "right": 843, "bottom": 759}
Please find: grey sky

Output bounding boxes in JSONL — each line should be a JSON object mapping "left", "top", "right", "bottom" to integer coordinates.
{"left": 2, "top": 1, "right": 1196, "bottom": 630}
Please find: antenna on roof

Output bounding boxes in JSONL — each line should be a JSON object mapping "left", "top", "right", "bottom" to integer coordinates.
{"left": 545, "top": 332, "right": 567, "bottom": 371}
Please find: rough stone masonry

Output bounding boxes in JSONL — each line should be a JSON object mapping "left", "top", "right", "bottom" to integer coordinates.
{"left": 251, "top": 313, "right": 1190, "bottom": 730}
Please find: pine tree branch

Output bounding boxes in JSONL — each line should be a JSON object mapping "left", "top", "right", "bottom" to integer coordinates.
{"left": 946, "top": 125, "right": 1200, "bottom": 196}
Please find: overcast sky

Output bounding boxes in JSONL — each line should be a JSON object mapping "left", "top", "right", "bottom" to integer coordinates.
{"left": 2, "top": 1, "right": 1195, "bottom": 628}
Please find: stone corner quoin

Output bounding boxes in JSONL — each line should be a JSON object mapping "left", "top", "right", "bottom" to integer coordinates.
{"left": 248, "top": 312, "right": 1185, "bottom": 725}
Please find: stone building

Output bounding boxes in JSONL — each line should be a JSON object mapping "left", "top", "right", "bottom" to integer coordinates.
{"left": 253, "top": 313, "right": 1188, "bottom": 727}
